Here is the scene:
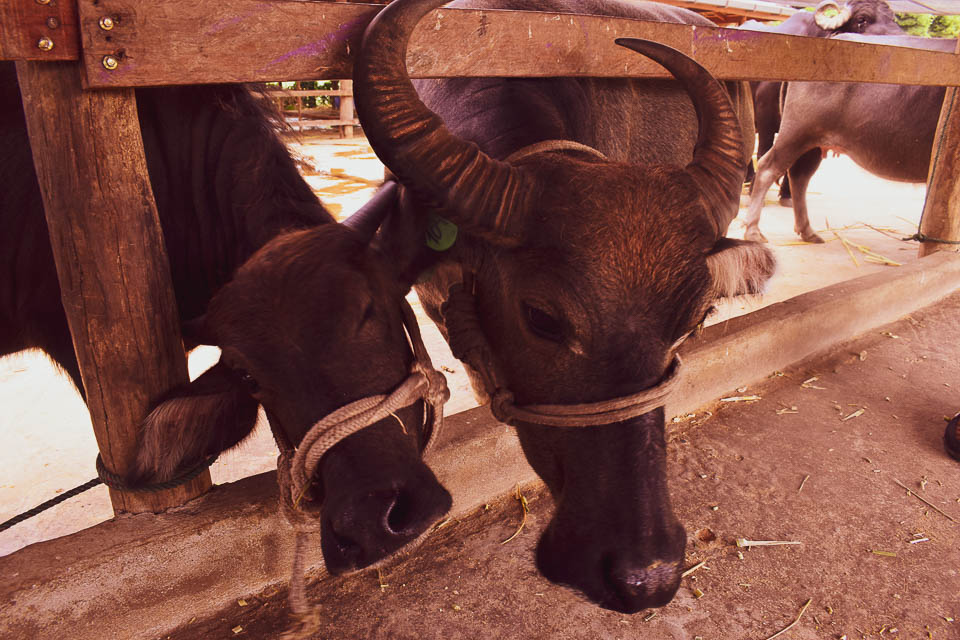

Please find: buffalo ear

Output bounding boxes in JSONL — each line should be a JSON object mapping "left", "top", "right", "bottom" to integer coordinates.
{"left": 706, "top": 237, "right": 776, "bottom": 298}
{"left": 129, "top": 361, "right": 259, "bottom": 484}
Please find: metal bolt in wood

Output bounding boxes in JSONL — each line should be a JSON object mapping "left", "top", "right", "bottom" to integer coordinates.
{"left": 35, "top": 0, "right": 51, "bottom": 4}
{"left": 99, "top": 16, "right": 115, "bottom": 30}
{"left": 37, "top": 37, "right": 54, "bottom": 51}
{"left": 102, "top": 55, "right": 119, "bottom": 70}
{"left": 47, "top": 17, "right": 60, "bottom": 29}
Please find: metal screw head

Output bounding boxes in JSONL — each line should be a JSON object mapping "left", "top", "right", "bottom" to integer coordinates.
{"left": 35, "top": 0, "right": 51, "bottom": 5}
{"left": 102, "top": 55, "right": 119, "bottom": 70}
{"left": 37, "top": 37, "right": 55, "bottom": 51}
{"left": 46, "top": 17, "right": 60, "bottom": 29}
{"left": 99, "top": 16, "right": 115, "bottom": 31}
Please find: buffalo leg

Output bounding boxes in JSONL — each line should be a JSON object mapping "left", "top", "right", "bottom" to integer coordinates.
{"left": 787, "top": 149, "right": 824, "bottom": 243}
{"left": 778, "top": 170, "right": 792, "bottom": 206}
{"left": 744, "top": 144, "right": 802, "bottom": 243}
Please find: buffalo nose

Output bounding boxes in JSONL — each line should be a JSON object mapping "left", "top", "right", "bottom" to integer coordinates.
{"left": 535, "top": 516, "right": 687, "bottom": 613}
{"left": 604, "top": 555, "right": 683, "bottom": 611}
{"left": 322, "top": 480, "right": 452, "bottom": 574}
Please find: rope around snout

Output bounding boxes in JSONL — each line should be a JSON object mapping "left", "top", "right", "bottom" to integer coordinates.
{"left": 275, "top": 300, "right": 449, "bottom": 639}
{"left": 490, "top": 356, "right": 682, "bottom": 427}
{"left": 441, "top": 277, "right": 683, "bottom": 430}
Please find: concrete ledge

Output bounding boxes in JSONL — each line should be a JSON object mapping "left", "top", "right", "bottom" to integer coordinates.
{"left": 3, "top": 251, "right": 959, "bottom": 640}
{"left": 0, "top": 406, "right": 534, "bottom": 640}
{"left": 670, "top": 250, "right": 960, "bottom": 416}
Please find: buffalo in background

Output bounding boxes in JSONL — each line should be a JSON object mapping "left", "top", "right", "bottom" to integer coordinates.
{"left": 0, "top": 62, "right": 451, "bottom": 574}
{"left": 743, "top": 34, "right": 956, "bottom": 243}
{"left": 356, "top": 0, "right": 774, "bottom": 613}
{"left": 740, "top": 0, "right": 905, "bottom": 205}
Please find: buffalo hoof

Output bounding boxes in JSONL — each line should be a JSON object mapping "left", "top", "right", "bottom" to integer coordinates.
{"left": 946, "top": 413, "right": 960, "bottom": 461}
{"left": 800, "top": 232, "right": 825, "bottom": 244}
{"left": 744, "top": 228, "right": 768, "bottom": 243}
{"left": 779, "top": 197, "right": 793, "bottom": 208}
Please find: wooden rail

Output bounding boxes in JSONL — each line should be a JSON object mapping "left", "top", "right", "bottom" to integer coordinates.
{"left": 65, "top": 1, "right": 960, "bottom": 88}
{"left": 1, "top": 0, "right": 959, "bottom": 517}
{"left": 266, "top": 81, "right": 358, "bottom": 135}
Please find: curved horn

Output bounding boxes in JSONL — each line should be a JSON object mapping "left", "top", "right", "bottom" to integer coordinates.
{"left": 615, "top": 39, "right": 745, "bottom": 238}
{"left": 343, "top": 180, "right": 398, "bottom": 244}
{"left": 814, "top": 0, "right": 852, "bottom": 30}
{"left": 354, "top": 0, "right": 534, "bottom": 244}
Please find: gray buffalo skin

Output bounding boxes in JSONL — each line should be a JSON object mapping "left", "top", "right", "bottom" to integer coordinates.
{"left": 744, "top": 34, "right": 955, "bottom": 243}
{"left": 740, "top": 0, "right": 904, "bottom": 204}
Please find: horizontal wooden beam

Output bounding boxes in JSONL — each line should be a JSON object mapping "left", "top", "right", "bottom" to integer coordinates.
{"left": 0, "top": 0, "right": 80, "bottom": 61}
{"left": 75, "top": 0, "right": 960, "bottom": 88}
{"left": 652, "top": 0, "right": 797, "bottom": 22}
{"left": 266, "top": 89, "right": 354, "bottom": 98}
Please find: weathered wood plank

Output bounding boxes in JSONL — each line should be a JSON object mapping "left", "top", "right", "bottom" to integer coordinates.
{"left": 266, "top": 88, "right": 354, "bottom": 97}
{"left": 919, "top": 39, "right": 960, "bottom": 258}
{"left": 0, "top": 0, "right": 80, "bottom": 61}
{"left": 76, "top": 0, "right": 960, "bottom": 88}
{"left": 15, "top": 60, "right": 210, "bottom": 514}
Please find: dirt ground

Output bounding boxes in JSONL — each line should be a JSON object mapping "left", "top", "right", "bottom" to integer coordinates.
{"left": 1, "top": 130, "right": 957, "bottom": 638}
{"left": 163, "top": 289, "right": 960, "bottom": 640}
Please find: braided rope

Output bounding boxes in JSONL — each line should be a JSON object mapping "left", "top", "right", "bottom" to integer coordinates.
{"left": 0, "top": 478, "right": 102, "bottom": 533}
{"left": 903, "top": 232, "right": 960, "bottom": 245}
{"left": 0, "top": 452, "right": 219, "bottom": 533}
{"left": 491, "top": 356, "right": 682, "bottom": 427}
{"left": 441, "top": 266, "right": 683, "bottom": 428}
{"left": 96, "top": 453, "right": 218, "bottom": 493}
{"left": 274, "top": 298, "right": 449, "bottom": 635}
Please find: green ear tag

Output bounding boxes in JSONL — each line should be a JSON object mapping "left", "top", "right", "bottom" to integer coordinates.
{"left": 426, "top": 213, "right": 458, "bottom": 251}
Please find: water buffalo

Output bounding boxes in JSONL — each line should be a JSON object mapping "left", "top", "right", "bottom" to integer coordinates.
{"left": 0, "top": 62, "right": 451, "bottom": 574}
{"left": 355, "top": 0, "right": 775, "bottom": 612}
{"left": 740, "top": 0, "right": 904, "bottom": 204}
{"left": 743, "top": 34, "right": 955, "bottom": 244}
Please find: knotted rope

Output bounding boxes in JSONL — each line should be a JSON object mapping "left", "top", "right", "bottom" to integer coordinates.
{"left": 275, "top": 299, "right": 449, "bottom": 638}
{"left": 441, "top": 270, "right": 682, "bottom": 430}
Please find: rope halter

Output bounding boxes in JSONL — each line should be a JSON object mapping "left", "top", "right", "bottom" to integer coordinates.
{"left": 491, "top": 355, "right": 681, "bottom": 427}
{"left": 272, "top": 298, "right": 449, "bottom": 633}
{"left": 441, "top": 268, "right": 681, "bottom": 430}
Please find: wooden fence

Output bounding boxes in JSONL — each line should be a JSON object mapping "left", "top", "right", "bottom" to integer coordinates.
{"left": 1, "top": 0, "right": 959, "bottom": 516}
{"left": 266, "top": 80, "right": 359, "bottom": 136}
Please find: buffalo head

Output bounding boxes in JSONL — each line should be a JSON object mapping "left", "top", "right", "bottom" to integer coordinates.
{"left": 131, "top": 207, "right": 452, "bottom": 574}
{"left": 814, "top": 0, "right": 900, "bottom": 34}
{"left": 355, "top": 0, "right": 775, "bottom": 613}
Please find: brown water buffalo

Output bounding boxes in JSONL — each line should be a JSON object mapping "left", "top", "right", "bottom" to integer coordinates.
{"left": 0, "top": 62, "right": 450, "bottom": 573}
{"left": 740, "top": 0, "right": 905, "bottom": 203}
{"left": 354, "top": 0, "right": 775, "bottom": 612}
{"left": 743, "top": 34, "right": 955, "bottom": 244}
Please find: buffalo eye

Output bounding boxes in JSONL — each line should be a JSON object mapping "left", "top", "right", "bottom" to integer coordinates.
{"left": 235, "top": 368, "right": 261, "bottom": 395}
{"left": 524, "top": 302, "right": 564, "bottom": 343}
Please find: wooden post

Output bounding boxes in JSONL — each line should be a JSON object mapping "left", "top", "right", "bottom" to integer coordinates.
{"left": 919, "top": 40, "right": 960, "bottom": 258}
{"left": 339, "top": 79, "right": 355, "bottom": 138}
{"left": 15, "top": 61, "right": 211, "bottom": 514}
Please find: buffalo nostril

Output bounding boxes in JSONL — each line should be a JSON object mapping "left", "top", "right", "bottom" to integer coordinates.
{"left": 385, "top": 490, "right": 415, "bottom": 535}
{"left": 604, "top": 555, "right": 682, "bottom": 611}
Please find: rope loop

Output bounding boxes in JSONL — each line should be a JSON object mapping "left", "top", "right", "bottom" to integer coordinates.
{"left": 903, "top": 232, "right": 960, "bottom": 245}
{"left": 442, "top": 265, "right": 683, "bottom": 429}
{"left": 273, "top": 297, "right": 449, "bottom": 629}
{"left": 95, "top": 453, "right": 217, "bottom": 493}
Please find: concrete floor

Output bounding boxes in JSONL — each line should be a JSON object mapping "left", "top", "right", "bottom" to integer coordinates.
{"left": 0, "top": 132, "right": 934, "bottom": 561}
{"left": 165, "top": 290, "right": 960, "bottom": 640}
